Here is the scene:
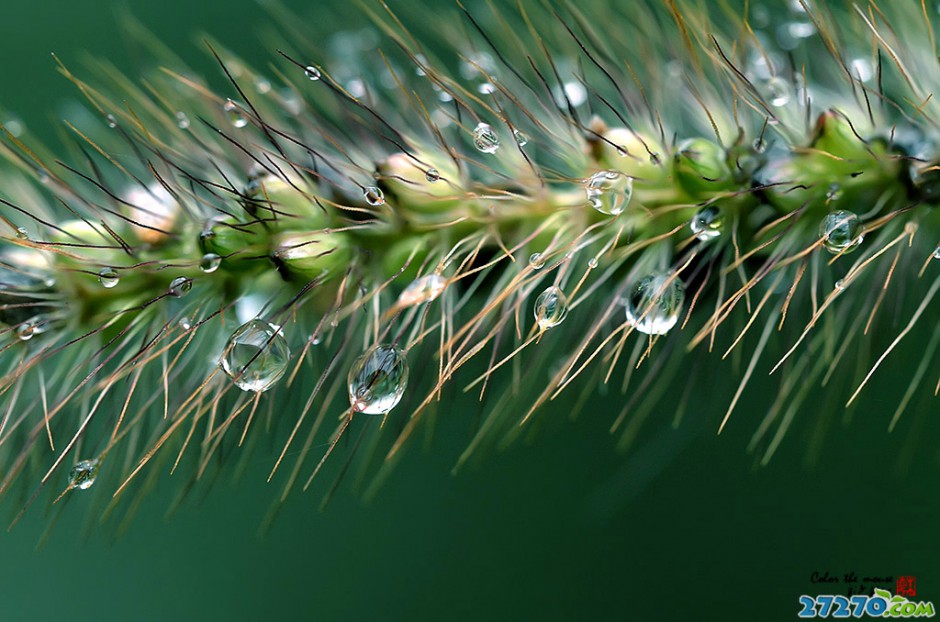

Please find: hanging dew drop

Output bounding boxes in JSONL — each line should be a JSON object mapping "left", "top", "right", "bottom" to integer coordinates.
{"left": 819, "top": 210, "right": 864, "bottom": 255}
{"left": 69, "top": 458, "right": 100, "bottom": 490}
{"left": 363, "top": 186, "right": 385, "bottom": 206}
{"left": 176, "top": 112, "right": 190, "bottom": 129}
{"left": 472, "top": 122, "right": 500, "bottom": 154}
{"left": 221, "top": 319, "right": 290, "bottom": 393}
{"left": 835, "top": 279, "right": 846, "bottom": 291}
{"left": 585, "top": 170, "right": 632, "bottom": 216}
{"left": 528, "top": 252, "right": 545, "bottom": 270}
{"left": 533, "top": 286, "right": 569, "bottom": 330}
{"left": 348, "top": 344, "right": 409, "bottom": 415}
{"left": 179, "top": 317, "right": 192, "bottom": 331}
{"left": 223, "top": 99, "right": 247, "bottom": 128}
{"left": 398, "top": 274, "right": 446, "bottom": 307}
{"left": 168, "top": 276, "right": 192, "bottom": 297}
{"left": 425, "top": 168, "right": 440, "bottom": 183}
{"left": 933, "top": 245, "right": 940, "bottom": 260}
{"left": 690, "top": 205, "right": 725, "bottom": 241}
{"left": 16, "top": 321, "right": 36, "bottom": 341}
{"left": 765, "top": 76, "right": 792, "bottom": 107}
{"left": 304, "top": 65, "right": 321, "bottom": 81}
{"left": 200, "top": 253, "right": 221, "bottom": 273}
{"left": 15, "top": 227, "right": 28, "bottom": 240}
{"left": 588, "top": 257, "right": 599, "bottom": 269}
{"left": 98, "top": 268, "right": 119, "bottom": 289}
{"left": 513, "top": 129, "right": 528, "bottom": 147}
{"left": 625, "top": 273, "right": 686, "bottom": 335}
{"left": 106, "top": 114, "right": 117, "bottom": 128}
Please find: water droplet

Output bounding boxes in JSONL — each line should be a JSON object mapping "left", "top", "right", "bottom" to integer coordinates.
{"left": 221, "top": 319, "right": 290, "bottom": 393}
{"left": 15, "top": 227, "right": 28, "bottom": 240}
{"left": 255, "top": 77, "right": 272, "bottom": 94}
{"left": 98, "top": 268, "right": 119, "bottom": 289}
{"left": 478, "top": 82, "right": 496, "bottom": 94}
{"left": 850, "top": 58, "right": 873, "bottom": 83}
{"left": 585, "top": 170, "right": 633, "bottom": 216}
{"left": 179, "top": 317, "right": 192, "bottom": 330}
{"left": 168, "top": 276, "right": 192, "bottom": 297}
{"left": 310, "top": 334, "right": 322, "bottom": 345}
{"left": 472, "top": 122, "right": 500, "bottom": 154}
{"left": 200, "top": 253, "right": 221, "bottom": 273}
{"left": 223, "top": 99, "right": 248, "bottom": 128}
{"left": 819, "top": 210, "right": 864, "bottom": 255}
{"left": 176, "top": 112, "right": 190, "bottom": 129}
{"left": 304, "top": 65, "right": 321, "bottom": 81}
{"left": 16, "top": 320, "right": 36, "bottom": 341}
{"left": 528, "top": 252, "right": 545, "bottom": 270}
{"left": 825, "top": 183, "right": 843, "bottom": 202}
{"left": 425, "top": 168, "right": 440, "bottom": 183}
{"left": 765, "top": 77, "right": 791, "bottom": 107}
{"left": 690, "top": 206, "right": 725, "bottom": 241}
{"left": 363, "top": 186, "right": 385, "bottom": 206}
{"left": 625, "top": 273, "right": 686, "bottom": 335}
{"left": 834, "top": 279, "right": 845, "bottom": 291}
{"left": 106, "top": 114, "right": 117, "bottom": 129}
{"left": 398, "top": 274, "right": 446, "bottom": 307}
{"left": 933, "top": 245, "right": 940, "bottom": 260}
{"left": 348, "top": 344, "right": 409, "bottom": 415}
{"left": 69, "top": 458, "right": 100, "bottom": 490}
{"left": 534, "top": 286, "right": 569, "bottom": 330}
{"left": 513, "top": 129, "right": 528, "bottom": 147}
{"left": 588, "top": 257, "right": 598, "bottom": 269}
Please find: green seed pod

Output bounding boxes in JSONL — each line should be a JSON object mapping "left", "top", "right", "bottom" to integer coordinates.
{"left": 378, "top": 152, "right": 463, "bottom": 215}
{"left": 673, "top": 138, "right": 733, "bottom": 197}
{"left": 270, "top": 230, "right": 352, "bottom": 281}
{"left": 242, "top": 169, "right": 331, "bottom": 230}
{"left": 198, "top": 216, "right": 266, "bottom": 269}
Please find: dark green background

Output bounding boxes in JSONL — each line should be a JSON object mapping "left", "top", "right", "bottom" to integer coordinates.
{"left": 1, "top": 1, "right": 937, "bottom": 620}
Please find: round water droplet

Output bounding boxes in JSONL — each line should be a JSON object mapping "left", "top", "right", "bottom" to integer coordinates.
{"left": 690, "top": 205, "right": 725, "bottom": 242}
{"left": 223, "top": 99, "right": 248, "bottom": 128}
{"left": 625, "top": 273, "right": 686, "bottom": 335}
{"left": 16, "top": 320, "right": 36, "bottom": 341}
{"left": 221, "top": 319, "right": 290, "bottom": 393}
{"left": 69, "top": 458, "right": 100, "bottom": 490}
{"left": 588, "top": 257, "right": 599, "bottom": 269}
{"left": 398, "top": 274, "right": 447, "bottom": 307}
{"left": 15, "top": 227, "right": 28, "bottom": 240}
{"left": 933, "top": 245, "right": 940, "bottom": 260}
{"left": 528, "top": 252, "right": 545, "bottom": 270}
{"left": 834, "top": 279, "right": 846, "bottom": 291}
{"left": 304, "top": 65, "right": 321, "bottom": 81}
{"left": 819, "top": 210, "right": 864, "bottom": 255}
{"left": 513, "top": 129, "right": 528, "bottom": 147}
{"left": 176, "top": 111, "right": 191, "bottom": 129}
{"left": 179, "top": 317, "right": 192, "bottom": 330}
{"left": 533, "top": 286, "right": 569, "bottom": 330}
{"left": 363, "top": 186, "right": 385, "bottom": 206}
{"left": 348, "top": 344, "right": 409, "bottom": 415}
{"left": 106, "top": 114, "right": 117, "bottom": 129}
{"left": 765, "top": 77, "right": 792, "bottom": 107}
{"left": 585, "top": 170, "right": 633, "bottom": 216}
{"left": 826, "top": 183, "right": 843, "bottom": 202}
{"left": 168, "top": 276, "right": 192, "bottom": 297}
{"left": 425, "top": 168, "right": 440, "bottom": 183}
{"left": 200, "top": 253, "right": 221, "bottom": 273}
{"left": 472, "top": 122, "right": 500, "bottom": 154}
{"left": 98, "top": 268, "right": 119, "bottom": 289}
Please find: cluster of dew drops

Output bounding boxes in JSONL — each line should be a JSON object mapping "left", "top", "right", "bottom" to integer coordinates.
{"left": 64, "top": 45, "right": 909, "bottom": 492}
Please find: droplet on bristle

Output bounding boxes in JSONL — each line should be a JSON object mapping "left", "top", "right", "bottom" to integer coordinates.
{"left": 534, "top": 286, "right": 569, "bottom": 330}
{"left": 221, "top": 320, "right": 290, "bottom": 393}
{"left": 625, "top": 273, "right": 685, "bottom": 335}
{"left": 223, "top": 99, "right": 248, "bottom": 128}
{"left": 473, "top": 122, "right": 500, "bottom": 154}
{"left": 98, "top": 268, "right": 119, "bottom": 289}
{"left": 348, "top": 345, "right": 409, "bottom": 415}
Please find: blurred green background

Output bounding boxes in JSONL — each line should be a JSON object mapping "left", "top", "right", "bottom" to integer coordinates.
{"left": 0, "top": 1, "right": 938, "bottom": 620}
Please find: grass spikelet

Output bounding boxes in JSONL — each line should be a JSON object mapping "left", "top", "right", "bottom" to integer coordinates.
{"left": 0, "top": 0, "right": 937, "bottom": 532}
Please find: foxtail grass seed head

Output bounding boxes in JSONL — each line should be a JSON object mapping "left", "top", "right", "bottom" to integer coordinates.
{"left": 0, "top": 0, "right": 938, "bottom": 530}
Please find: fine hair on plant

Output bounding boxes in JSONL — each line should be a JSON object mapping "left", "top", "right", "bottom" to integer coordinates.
{"left": 0, "top": 0, "right": 937, "bottom": 532}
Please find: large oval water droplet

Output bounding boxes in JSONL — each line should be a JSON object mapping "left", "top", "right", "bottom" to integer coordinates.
{"left": 221, "top": 320, "right": 290, "bottom": 392}
{"left": 585, "top": 170, "right": 633, "bottom": 216}
{"left": 534, "top": 286, "right": 569, "bottom": 330}
{"left": 200, "top": 253, "right": 221, "bottom": 273}
{"left": 304, "top": 65, "right": 321, "bottom": 81}
{"left": 69, "top": 458, "right": 100, "bottom": 490}
{"left": 363, "top": 186, "right": 385, "bottom": 206}
{"left": 690, "top": 205, "right": 725, "bottom": 241}
{"left": 625, "top": 273, "right": 685, "bottom": 335}
{"left": 168, "top": 276, "right": 192, "bottom": 297}
{"left": 348, "top": 344, "right": 409, "bottom": 415}
{"left": 819, "top": 210, "right": 864, "bottom": 255}
{"left": 472, "top": 122, "right": 500, "bottom": 154}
